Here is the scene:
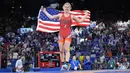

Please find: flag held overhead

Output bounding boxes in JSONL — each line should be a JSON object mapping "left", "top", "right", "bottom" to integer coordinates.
{"left": 37, "top": 6, "right": 91, "bottom": 33}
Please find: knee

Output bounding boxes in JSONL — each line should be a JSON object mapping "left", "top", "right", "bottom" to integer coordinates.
{"left": 60, "top": 50, "right": 64, "bottom": 54}
{"left": 65, "top": 49, "right": 70, "bottom": 53}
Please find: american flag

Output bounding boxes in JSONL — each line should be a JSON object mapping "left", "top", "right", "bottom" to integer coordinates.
{"left": 36, "top": 6, "right": 91, "bottom": 33}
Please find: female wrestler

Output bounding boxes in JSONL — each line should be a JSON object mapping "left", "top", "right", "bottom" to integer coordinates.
{"left": 43, "top": 2, "right": 88, "bottom": 70}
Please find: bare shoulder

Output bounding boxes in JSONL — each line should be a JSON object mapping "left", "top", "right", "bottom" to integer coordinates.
{"left": 71, "top": 14, "right": 75, "bottom": 20}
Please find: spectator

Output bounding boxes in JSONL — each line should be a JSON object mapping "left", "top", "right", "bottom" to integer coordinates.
{"left": 79, "top": 53, "right": 84, "bottom": 68}
{"left": 102, "top": 60, "right": 108, "bottom": 69}
{"left": 69, "top": 55, "right": 82, "bottom": 70}
{"left": 106, "top": 47, "right": 112, "bottom": 58}
{"left": 107, "top": 57, "right": 115, "bottom": 69}
{"left": 119, "top": 57, "right": 129, "bottom": 69}
{"left": 114, "top": 57, "right": 120, "bottom": 69}
{"left": 15, "top": 55, "right": 25, "bottom": 73}
{"left": 90, "top": 50, "right": 96, "bottom": 63}
{"left": 84, "top": 55, "right": 92, "bottom": 70}
{"left": 100, "top": 53, "right": 105, "bottom": 64}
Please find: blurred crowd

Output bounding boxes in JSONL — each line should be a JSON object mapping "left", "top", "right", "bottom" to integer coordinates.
{"left": 68, "top": 22, "right": 130, "bottom": 70}
{"left": 0, "top": 15, "right": 130, "bottom": 72}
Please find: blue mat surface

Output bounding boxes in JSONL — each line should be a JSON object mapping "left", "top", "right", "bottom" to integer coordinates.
{"left": 26, "top": 69, "right": 130, "bottom": 73}
{"left": 0, "top": 68, "right": 130, "bottom": 73}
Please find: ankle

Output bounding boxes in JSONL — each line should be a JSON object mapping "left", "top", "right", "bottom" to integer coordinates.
{"left": 62, "top": 62, "right": 65, "bottom": 65}
{"left": 65, "top": 61, "right": 69, "bottom": 65}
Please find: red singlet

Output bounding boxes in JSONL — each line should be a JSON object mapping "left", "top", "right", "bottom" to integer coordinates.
{"left": 59, "top": 14, "right": 72, "bottom": 38}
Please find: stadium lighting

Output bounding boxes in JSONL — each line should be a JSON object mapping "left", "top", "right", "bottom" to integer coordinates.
{"left": 20, "top": 6, "right": 22, "bottom": 8}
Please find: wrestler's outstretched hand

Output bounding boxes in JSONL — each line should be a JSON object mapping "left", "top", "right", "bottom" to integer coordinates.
{"left": 84, "top": 10, "right": 90, "bottom": 15}
{"left": 41, "top": 6, "right": 46, "bottom": 12}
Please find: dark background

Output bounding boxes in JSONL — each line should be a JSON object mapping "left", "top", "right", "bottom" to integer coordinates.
{"left": 3, "top": 0, "right": 130, "bottom": 21}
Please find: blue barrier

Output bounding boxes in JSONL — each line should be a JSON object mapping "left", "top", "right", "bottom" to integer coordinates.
{"left": 9, "top": 59, "right": 17, "bottom": 68}
{"left": 34, "top": 67, "right": 60, "bottom": 72}
{"left": 0, "top": 68, "right": 12, "bottom": 72}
